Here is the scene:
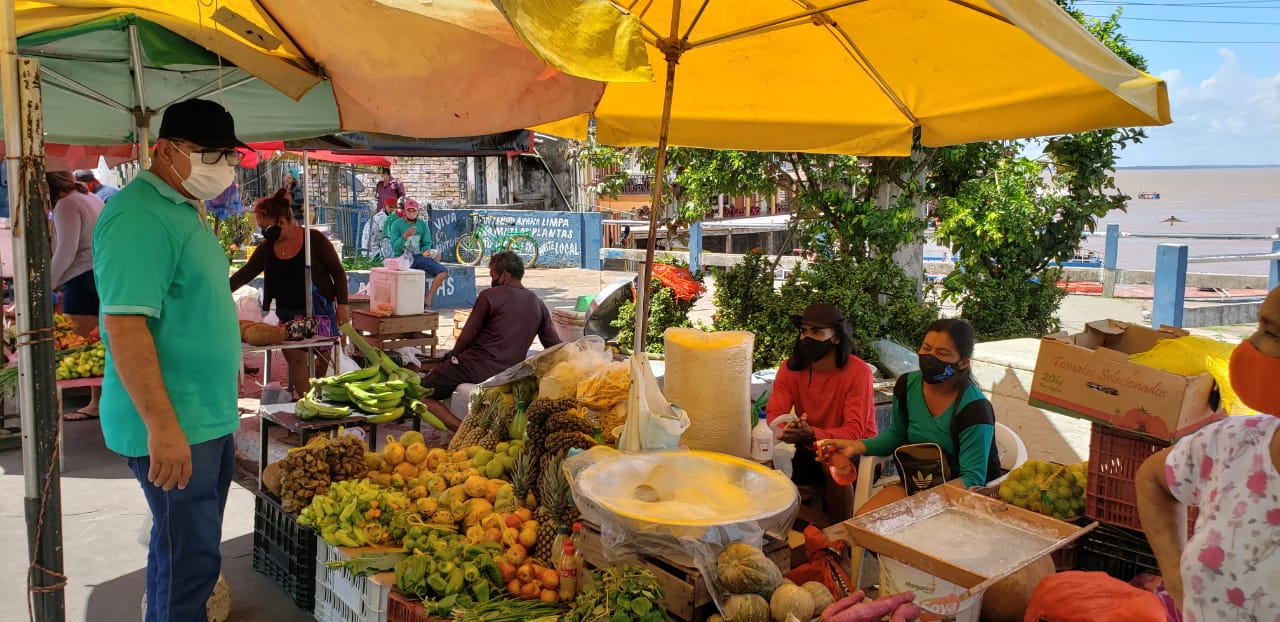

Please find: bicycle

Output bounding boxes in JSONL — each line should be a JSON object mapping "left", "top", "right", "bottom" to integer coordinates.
{"left": 455, "top": 211, "right": 540, "bottom": 267}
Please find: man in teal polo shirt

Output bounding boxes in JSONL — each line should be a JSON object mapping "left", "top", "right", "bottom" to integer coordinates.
{"left": 94, "top": 98, "right": 245, "bottom": 622}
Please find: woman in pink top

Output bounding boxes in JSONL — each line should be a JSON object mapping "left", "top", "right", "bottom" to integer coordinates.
{"left": 1137, "top": 287, "right": 1280, "bottom": 621}
{"left": 766, "top": 303, "right": 876, "bottom": 522}
{"left": 47, "top": 171, "right": 104, "bottom": 420}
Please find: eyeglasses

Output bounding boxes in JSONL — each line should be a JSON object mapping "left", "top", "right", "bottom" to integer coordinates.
{"left": 175, "top": 141, "right": 243, "bottom": 166}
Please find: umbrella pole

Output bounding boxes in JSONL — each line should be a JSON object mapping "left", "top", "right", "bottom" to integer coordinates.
{"left": 3, "top": 12, "right": 66, "bottom": 619}
{"left": 303, "top": 153, "right": 315, "bottom": 378}
{"left": 634, "top": 49, "right": 681, "bottom": 354}
{"left": 128, "top": 24, "right": 151, "bottom": 168}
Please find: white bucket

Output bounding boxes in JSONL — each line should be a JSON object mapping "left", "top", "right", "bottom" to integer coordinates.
{"left": 552, "top": 307, "right": 586, "bottom": 342}
{"left": 879, "top": 556, "right": 983, "bottom": 622}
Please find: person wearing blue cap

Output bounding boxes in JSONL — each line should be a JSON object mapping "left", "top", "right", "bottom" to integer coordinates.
{"left": 93, "top": 98, "right": 246, "bottom": 622}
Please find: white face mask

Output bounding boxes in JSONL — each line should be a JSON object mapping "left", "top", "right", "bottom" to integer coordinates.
{"left": 180, "top": 152, "right": 236, "bottom": 200}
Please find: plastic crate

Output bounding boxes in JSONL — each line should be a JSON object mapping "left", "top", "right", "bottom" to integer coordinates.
{"left": 1077, "top": 522, "right": 1161, "bottom": 581}
{"left": 314, "top": 539, "right": 392, "bottom": 622}
{"left": 1085, "top": 423, "right": 1198, "bottom": 533}
{"left": 252, "top": 490, "right": 317, "bottom": 612}
{"left": 386, "top": 591, "right": 435, "bottom": 622}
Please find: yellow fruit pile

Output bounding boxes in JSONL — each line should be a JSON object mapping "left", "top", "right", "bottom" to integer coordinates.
{"left": 56, "top": 342, "right": 105, "bottom": 380}
{"left": 998, "top": 460, "right": 1088, "bottom": 520}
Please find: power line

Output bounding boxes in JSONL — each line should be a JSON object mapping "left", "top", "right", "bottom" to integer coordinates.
{"left": 1129, "top": 38, "right": 1280, "bottom": 43}
{"left": 1086, "top": 13, "right": 1280, "bottom": 23}
{"left": 1076, "top": 1, "right": 1280, "bottom": 8}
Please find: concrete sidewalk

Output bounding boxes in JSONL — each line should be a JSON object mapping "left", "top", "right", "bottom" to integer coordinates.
{"left": 0, "top": 266, "right": 1257, "bottom": 622}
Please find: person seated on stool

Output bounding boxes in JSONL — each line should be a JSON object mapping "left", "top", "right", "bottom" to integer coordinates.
{"left": 389, "top": 199, "right": 447, "bottom": 309}
{"left": 817, "top": 318, "right": 998, "bottom": 515}
{"left": 420, "top": 251, "right": 562, "bottom": 430}
{"left": 766, "top": 303, "right": 877, "bottom": 524}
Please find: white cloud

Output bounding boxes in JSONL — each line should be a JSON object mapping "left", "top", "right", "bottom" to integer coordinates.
{"left": 1121, "top": 49, "right": 1280, "bottom": 166}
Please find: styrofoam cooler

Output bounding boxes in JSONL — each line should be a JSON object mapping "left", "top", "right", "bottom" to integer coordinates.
{"left": 369, "top": 267, "right": 425, "bottom": 316}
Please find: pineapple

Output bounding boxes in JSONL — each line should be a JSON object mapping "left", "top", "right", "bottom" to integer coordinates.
{"left": 509, "top": 447, "right": 536, "bottom": 510}
{"left": 478, "top": 393, "right": 515, "bottom": 450}
{"left": 534, "top": 452, "right": 571, "bottom": 562}
{"left": 449, "top": 390, "right": 495, "bottom": 450}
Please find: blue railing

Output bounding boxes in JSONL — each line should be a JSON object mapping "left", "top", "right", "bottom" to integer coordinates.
{"left": 1147, "top": 225, "right": 1280, "bottom": 328}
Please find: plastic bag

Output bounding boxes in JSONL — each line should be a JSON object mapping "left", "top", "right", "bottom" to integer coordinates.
{"left": 618, "top": 356, "right": 690, "bottom": 451}
{"left": 261, "top": 382, "right": 291, "bottom": 405}
{"left": 565, "top": 447, "right": 798, "bottom": 616}
{"left": 395, "top": 347, "right": 422, "bottom": 368}
{"left": 262, "top": 306, "right": 280, "bottom": 327}
{"left": 773, "top": 441, "right": 796, "bottom": 478}
{"left": 538, "top": 338, "right": 613, "bottom": 399}
{"left": 233, "top": 286, "right": 263, "bottom": 323}
{"left": 334, "top": 344, "right": 360, "bottom": 374}
{"left": 577, "top": 361, "right": 630, "bottom": 411}
{"left": 872, "top": 339, "right": 919, "bottom": 378}
{"left": 785, "top": 525, "right": 855, "bottom": 599}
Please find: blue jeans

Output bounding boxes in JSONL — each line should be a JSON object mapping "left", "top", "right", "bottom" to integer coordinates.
{"left": 127, "top": 434, "right": 235, "bottom": 622}
{"left": 409, "top": 254, "right": 447, "bottom": 277}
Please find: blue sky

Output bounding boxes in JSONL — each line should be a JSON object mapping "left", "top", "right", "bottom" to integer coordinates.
{"left": 1068, "top": 0, "right": 1280, "bottom": 167}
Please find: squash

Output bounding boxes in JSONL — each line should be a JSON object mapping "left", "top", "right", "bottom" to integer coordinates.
{"left": 242, "top": 322, "right": 286, "bottom": 346}
{"left": 769, "top": 584, "right": 814, "bottom": 622}
{"left": 801, "top": 581, "right": 834, "bottom": 613}
{"left": 717, "top": 543, "right": 784, "bottom": 595}
{"left": 723, "top": 594, "right": 770, "bottom": 622}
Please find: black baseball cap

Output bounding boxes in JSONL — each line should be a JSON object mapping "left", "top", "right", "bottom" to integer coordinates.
{"left": 790, "top": 303, "right": 847, "bottom": 330}
{"left": 72, "top": 169, "right": 96, "bottom": 182}
{"left": 158, "top": 98, "right": 248, "bottom": 149}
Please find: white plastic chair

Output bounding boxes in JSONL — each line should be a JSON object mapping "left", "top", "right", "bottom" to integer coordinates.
{"left": 989, "top": 421, "right": 1029, "bottom": 486}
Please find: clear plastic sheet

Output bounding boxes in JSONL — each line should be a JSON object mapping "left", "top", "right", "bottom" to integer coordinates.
{"left": 566, "top": 446, "right": 799, "bottom": 614}
{"left": 473, "top": 335, "right": 609, "bottom": 391}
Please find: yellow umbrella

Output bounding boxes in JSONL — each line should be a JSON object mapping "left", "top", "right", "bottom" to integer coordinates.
{"left": 496, "top": 0, "right": 1172, "bottom": 351}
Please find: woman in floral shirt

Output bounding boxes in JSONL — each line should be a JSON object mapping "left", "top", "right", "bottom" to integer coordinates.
{"left": 1137, "top": 287, "right": 1280, "bottom": 622}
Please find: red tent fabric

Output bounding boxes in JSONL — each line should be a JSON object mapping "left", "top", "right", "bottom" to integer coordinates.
{"left": 241, "top": 142, "right": 395, "bottom": 168}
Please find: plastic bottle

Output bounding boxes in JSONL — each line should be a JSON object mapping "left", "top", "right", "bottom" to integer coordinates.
{"left": 551, "top": 525, "right": 571, "bottom": 562}
{"left": 557, "top": 539, "right": 581, "bottom": 602}
{"left": 751, "top": 412, "right": 774, "bottom": 463}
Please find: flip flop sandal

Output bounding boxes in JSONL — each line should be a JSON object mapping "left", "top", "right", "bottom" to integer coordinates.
{"left": 64, "top": 409, "right": 99, "bottom": 421}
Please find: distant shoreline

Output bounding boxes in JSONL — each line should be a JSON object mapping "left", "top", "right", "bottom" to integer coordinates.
{"left": 1116, "top": 164, "right": 1279, "bottom": 170}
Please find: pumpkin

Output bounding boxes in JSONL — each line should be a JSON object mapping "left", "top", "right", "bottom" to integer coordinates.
{"left": 769, "top": 583, "right": 814, "bottom": 622}
{"left": 717, "top": 543, "right": 784, "bottom": 595}
{"left": 723, "top": 594, "right": 770, "bottom": 622}
{"left": 242, "top": 323, "right": 286, "bottom": 346}
{"left": 801, "top": 581, "right": 835, "bottom": 613}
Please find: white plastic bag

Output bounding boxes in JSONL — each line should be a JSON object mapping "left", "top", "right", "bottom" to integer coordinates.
{"left": 233, "top": 286, "right": 263, "bottom": 322}
{"left": 773, "top": 442, "right": 796, "bottom": 478}
{"left": 538, "top": 338, "right": 613, "bottom": 399}
{"left": 334, "top": 344, "right": 360, "bottom": 374}
{"left": 618, "top": 356, "right": 691, "bottom": 451}
{"left": 262, "top": 304, "right": 280, "bottom": 327}
{"left": 395, "top": 347, "right": 422, "bottom": 368}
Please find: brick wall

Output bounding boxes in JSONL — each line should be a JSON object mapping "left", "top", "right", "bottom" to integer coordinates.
{"left": 391, "top": 157, "right": 464, "bottom": 207}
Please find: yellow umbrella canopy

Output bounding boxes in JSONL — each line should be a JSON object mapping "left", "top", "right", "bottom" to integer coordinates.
{"left": 505, "top": 0, "right": 1171, "bottom": 155}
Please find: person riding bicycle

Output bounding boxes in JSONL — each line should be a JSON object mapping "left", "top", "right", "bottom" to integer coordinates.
{"left": 390, "top": 199, "right": 448, "bottom": 309}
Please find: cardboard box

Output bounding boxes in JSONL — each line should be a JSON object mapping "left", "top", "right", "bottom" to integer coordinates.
{"left": 842, "top": 484, "right": 1092, "bottom": 620}
{"left": 1028, "top": 320, "right": 1225, "bottom": 442}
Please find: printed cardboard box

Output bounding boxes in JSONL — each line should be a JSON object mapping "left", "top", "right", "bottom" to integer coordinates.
{"left": 1028, "top": 320, "right": 1225, "bottom": 442}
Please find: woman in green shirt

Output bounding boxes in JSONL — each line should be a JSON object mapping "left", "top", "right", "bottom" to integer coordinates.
{"left": 819, "top": 318, "right": 998, "bottom": 514}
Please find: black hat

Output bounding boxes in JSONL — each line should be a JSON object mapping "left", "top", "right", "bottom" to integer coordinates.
{"left": 790, "top": 303, "right": 847, "bottom": 330}
{"left": 72, "top": 169, "right": 96, "bottom": 182}
{"left": 158, "top": 99, "right": 248, "bottom": 149}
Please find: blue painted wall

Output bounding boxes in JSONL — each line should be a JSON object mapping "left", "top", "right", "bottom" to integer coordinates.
{"left": 428, "top": 208, "right": 592, "bottom": 269}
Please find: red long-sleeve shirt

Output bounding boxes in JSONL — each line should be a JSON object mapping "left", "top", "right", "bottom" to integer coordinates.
{"left": 765, "top": 355, "right": 877, "bottom": 442}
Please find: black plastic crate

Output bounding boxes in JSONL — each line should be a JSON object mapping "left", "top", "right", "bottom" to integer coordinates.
{"left": 1077, "top": 522, "right": 1161, "bottom": 582}
{"left": 252, "top": 489, "right": 317, "bottom": 612}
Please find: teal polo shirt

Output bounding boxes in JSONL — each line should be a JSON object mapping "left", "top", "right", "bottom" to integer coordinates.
{"left": 92, "top": 171, "right": 242, "bottom": 457}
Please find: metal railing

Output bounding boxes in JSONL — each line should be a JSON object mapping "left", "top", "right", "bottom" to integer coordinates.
{"left": 1150, "top": 226, "right": 1280, "bottom": 328}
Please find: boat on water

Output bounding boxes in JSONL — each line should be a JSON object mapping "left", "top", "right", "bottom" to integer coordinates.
{"left": 1137, "top": 191, "right": 1161, "bottom": 199}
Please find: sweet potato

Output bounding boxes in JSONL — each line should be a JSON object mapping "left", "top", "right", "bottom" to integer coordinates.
{"left": 825, "top": 591, "right": 915, "bottom": 622}
{"left": 820, "top": 590, "right": 866, "bottom": 620}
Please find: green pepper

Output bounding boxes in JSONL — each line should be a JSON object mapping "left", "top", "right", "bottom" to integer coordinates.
{"left": 436, "top": 560, "right": 456, "bottom": 575}
{"left": 426, "top": 573, "right": 448, "bottom": 596}
{"left": 462, "top": 562, "right": 480, "bottom": 582}
{"left": 477, "top": 558, "right": 502, "bottom": 586}
{"left": 445, "top": 567, "right": 464, "bottom": 595}
{"left": 472, "top": 581, "right": 490, "bottom": 603}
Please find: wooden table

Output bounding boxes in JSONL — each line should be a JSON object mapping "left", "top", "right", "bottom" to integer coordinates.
{"left": 256, "top": 402, "right": 419, "bottom": 491}
{"left": 241, "top": 335, "right": 341, "bottom": 392}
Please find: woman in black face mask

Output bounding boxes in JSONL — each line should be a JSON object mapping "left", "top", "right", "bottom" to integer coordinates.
{"left": 764, "top": 303, "right": 877, "bottom": 523}
{"left": 230, "top": 188, "right": 350, "bottom": 398}
{"left": 817, "top": 318, "right": 999, "bottom": 515}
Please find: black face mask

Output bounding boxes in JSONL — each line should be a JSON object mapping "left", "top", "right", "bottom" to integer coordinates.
{"left": 919, "top": 354, "right": 960, "bottom": 384}
{"left": 262, "top": 224, "right": 282, "bottom": 241}
{"left": 793, "top": 337, "right": 835, "bottom": 366}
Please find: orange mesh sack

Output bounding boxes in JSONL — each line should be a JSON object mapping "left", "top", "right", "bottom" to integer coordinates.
{"left": 1023, "top": 571, "right": 1167, "bottom": 622}
{"left": 651, "top": 263, "right": 706, "bottom": 301}
{"left": 784, "top": 525, "right": 854, "bottom": 599}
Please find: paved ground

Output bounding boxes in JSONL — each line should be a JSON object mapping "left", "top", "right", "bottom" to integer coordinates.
{"left": 0, "top": 266, "right": 1259, "bottom": 622}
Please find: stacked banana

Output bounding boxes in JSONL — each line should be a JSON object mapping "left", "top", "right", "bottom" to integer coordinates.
{"left": 297, "top": 364, "right": 444, "bottom": 429}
